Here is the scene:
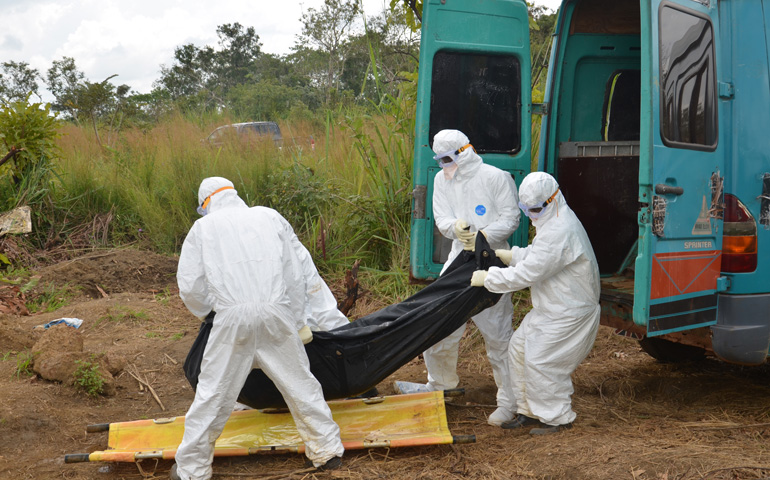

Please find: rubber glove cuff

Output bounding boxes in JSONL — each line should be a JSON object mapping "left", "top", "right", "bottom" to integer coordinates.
{"left": 495, "top": 249, "right": 513, "bottom": 266}
{"left": 470, "top": 270, "right": 488, "bottom": 287}
{"left": 298, "top": 325, "right": 313, "bottom": 344}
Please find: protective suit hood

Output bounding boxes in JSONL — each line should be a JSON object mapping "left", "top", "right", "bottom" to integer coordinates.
{"left": 518, "top": 172, "right": 566, "bottom": 228}
{"left": 432, "top": 129, "right": 482, "bottom": 180}
{"left": 197, "top": 177, "right": 246, "bottom": 214}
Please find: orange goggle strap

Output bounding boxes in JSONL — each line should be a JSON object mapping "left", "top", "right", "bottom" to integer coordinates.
{"left": 200, "top": 186, "right": 234, "bottom": 210}
{"left": 544, "top": 188, "right": 560, "bottom": 206}
{"left": 546, "top": 188, "right": 560, "bottom": 216}
{"left": 455, "top": 143, "right": 475, "bottom": 155}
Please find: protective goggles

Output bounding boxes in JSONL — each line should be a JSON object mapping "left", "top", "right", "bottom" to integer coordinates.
{"left": 197, "top": 186, "right": 234, "bottom": 216}
{"left": 433, "top": 143, "right": 474, "bottom": 168}
{"left": 519, "top": 188, "right": 560, "bottom": 219}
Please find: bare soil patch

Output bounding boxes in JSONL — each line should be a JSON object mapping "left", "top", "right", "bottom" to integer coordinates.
{"left": 1, "top": 248, "right": 769, "bottom": 480}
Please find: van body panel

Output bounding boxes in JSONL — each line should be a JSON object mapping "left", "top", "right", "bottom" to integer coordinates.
{"left": 410, "top": 0, "right": 533, "bottom": 280}
{"left": 412, "top": 0, "right": 770, "bottom": 363}
{"left": 634, "top": 0, "right": 726, "bottom": 336}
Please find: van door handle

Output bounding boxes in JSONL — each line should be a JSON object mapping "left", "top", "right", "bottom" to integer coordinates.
{"left": 655, "top": 184, "right": 684, "bottom": 196}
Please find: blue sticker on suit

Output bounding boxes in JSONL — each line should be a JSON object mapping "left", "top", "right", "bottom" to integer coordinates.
{"left": 475, "top": 205, "right": 486, "bottom": 216}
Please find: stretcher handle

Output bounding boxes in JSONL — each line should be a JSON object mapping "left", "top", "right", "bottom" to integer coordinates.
{"left": 452, "top": 435, "right": 476, "bottom": 444}
{"left": 442, "top": 388, "right": 465, "bottom": 397}
{"left": 64, "top": 453, "right": 90, "bottom": 463}
{"left": 86, "top": 423, "right": 110, "bottom": 433}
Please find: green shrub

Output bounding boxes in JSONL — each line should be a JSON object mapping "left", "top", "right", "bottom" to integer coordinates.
{"left": 73, "top": 358, "right": 104, "bottom": 397}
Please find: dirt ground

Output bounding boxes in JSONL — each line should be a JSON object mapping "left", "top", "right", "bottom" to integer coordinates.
{"left": 1, "top": 247, "right": 769, "bottom": 480}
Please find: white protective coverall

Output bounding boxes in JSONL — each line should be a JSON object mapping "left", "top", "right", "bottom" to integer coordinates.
{"left": 292, "top": 233, "right": 350, "bottom": 331}
{"left": 483, "top": 172, "right": 600, "bottom": 427}
{"left": 425, "top": 130, "right": 520, "bottom": 413}
{"left": 174, "top": 177, "right": 344, "bottom": 480}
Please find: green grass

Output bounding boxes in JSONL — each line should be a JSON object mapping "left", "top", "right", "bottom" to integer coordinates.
{"left": 14, "top": 350, "right": 34, "bottom": 379}
{"left": 26, "top": 282, "right": 74, "bottom": 313}
{"left": 44, "top": 106, "right": 417, "bottom": 305}
{"left": 99, "top": 306, "right": 149, "bottom": 323}
{"left": 154, "top": 287, "right": 172, "bottom": 306}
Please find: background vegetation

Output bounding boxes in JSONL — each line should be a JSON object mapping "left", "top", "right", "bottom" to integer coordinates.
{"left": 0, "top": 1, "right": 557, "bottom": 302}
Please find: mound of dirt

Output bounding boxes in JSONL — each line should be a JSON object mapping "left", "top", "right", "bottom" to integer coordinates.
{"left": 37, "top": 248, "right": 179, "bottom": 297}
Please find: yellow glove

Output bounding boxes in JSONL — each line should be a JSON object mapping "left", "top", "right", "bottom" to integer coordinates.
{"left": 495, "top": 249, "right": 513, "bottom": 266}
{"left": 470, "top": 270, "right": 488, "bottom": 287}
{"left": 461, "top": 229, "right": 487, "bottom": 251}
{"left": 454, "top": 219, "right": 470, "bottom": 239}
{"left": 298, "top": 325, "right": 313, "bottom": 344}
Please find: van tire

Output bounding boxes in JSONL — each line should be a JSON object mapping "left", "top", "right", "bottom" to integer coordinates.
{"left": 638, "top": 337, "right": 706, "bottom": 363}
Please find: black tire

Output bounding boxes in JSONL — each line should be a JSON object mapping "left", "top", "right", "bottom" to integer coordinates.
{"left": 638, "top": 336, "right": 706, "bottom": 363}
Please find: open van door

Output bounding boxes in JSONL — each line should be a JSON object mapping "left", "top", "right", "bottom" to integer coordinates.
{"left": 634, "top": 0, "right": 725, "bottom": 335}
{"left": 410, "top": 0, "right": 533, "bottom": 280}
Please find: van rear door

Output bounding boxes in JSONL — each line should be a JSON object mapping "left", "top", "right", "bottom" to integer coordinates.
{"left": 634, "top": 0, "right": 725, "bottom": 336}
{"left": 410, "top": 0, "right": 532, "bottom": 280}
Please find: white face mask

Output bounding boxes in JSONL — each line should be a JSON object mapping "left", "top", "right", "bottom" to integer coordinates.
{"left": 443, "top": 163, "right": 459, "bottom": 180}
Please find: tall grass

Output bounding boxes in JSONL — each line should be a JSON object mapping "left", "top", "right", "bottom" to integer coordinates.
{"left": 49, "top": 108, "right": 419, "bottom": 301}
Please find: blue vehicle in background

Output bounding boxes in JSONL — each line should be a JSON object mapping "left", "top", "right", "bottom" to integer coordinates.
{"left": 410, "top": 0, "right": 770, "bottom": 365}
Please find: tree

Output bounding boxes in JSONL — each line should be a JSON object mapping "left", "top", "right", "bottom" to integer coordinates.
{"left": 45, "top": 56, "right": 86, "bottom": 122}
{"left": 214, "top": 23, "right": 262, "bottom": 91}
{"left": 0, "top": 62, "right": 41, "bottom": 104}
{"left": 297, "top": 0, "right": 361, "bottom": 106}
{"left": 341, "top": 7, "right": 419, "bottom": 102}
{"left": 390, "top": 0, "right": 423, "bottom": 32}
{"left": 0, "top": 96, "right": 59, "bottom": 205}
{"left": 156, "top": 23, "right": 262, "bottom": 112}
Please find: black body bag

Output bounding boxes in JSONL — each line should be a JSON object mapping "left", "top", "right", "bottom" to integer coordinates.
{"left": 183, "top": 234, "right": 505, "bottom": 408}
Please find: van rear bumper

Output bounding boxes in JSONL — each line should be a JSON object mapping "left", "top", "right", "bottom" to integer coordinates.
{"left": 711, "top": 293, "right": 770, "bottom": 365}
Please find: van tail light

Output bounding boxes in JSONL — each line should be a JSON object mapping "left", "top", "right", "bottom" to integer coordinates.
{"left": 721, "top": 194, "right": 757, "bottom": 273}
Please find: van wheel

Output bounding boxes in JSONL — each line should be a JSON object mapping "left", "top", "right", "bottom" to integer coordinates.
{"left": 638, "top": 337, "right": 706, "bottom": 363}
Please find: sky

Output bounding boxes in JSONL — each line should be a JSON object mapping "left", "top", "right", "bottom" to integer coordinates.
{"left": 0, "top": 0, "right": 561, "bottom": 101}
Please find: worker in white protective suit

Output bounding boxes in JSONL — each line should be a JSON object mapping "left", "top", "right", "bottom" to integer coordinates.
{"left": 470, "top": 171, "right": 600, "bottom": 435}
{"left": 171, "top": 177, "right": 344, "bottom": 480}
{"left": 395, "top": 129, "right": 520, "bottom": 428}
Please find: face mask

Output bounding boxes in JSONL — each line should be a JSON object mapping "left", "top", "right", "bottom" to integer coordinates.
{"left": 197, "top": 186, "right": 234, "bottom": 216}
{"left": 442, "top": 163, "right": 459, "bottom": 180}
{"left": 519, "top": 188, "right": 560, "bottom": 219}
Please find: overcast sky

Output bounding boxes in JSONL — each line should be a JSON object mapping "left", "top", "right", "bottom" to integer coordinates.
{"left": 0, "top": 0, "right": 561, "bottom": 101}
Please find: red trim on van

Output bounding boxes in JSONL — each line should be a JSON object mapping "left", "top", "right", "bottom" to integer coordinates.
{"left": 650, "top": 250, "right": 721, "bottom": 300}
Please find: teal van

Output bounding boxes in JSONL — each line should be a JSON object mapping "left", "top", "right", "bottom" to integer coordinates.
{"left": 409, "top": 0, "right": 770, "bottom": 365}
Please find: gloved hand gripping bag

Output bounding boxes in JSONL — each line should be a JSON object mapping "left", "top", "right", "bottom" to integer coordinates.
{"left": 184, "top": 234, "right": 505, "bottom": 408}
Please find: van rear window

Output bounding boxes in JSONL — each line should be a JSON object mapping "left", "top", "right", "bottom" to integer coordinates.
{"left": 429, "top": 52, "right": 521, "bottom": 154}
{"left": 658, "top": 5, "right": 717, "bottom": 150}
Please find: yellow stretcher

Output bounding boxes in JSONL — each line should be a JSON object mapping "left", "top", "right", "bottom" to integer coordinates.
{"left": 65, "top": 391, "right": 474, "bottom": 464}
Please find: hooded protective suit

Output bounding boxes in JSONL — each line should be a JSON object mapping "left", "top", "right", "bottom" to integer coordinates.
{"left": 483, "top": 172, "right": 600, "bottom": 427}
{"left": 174, "top": 177, "right": 344, "bottom": 480}
{"left": 422, "top": 130, "right": 520, "bottom": 418}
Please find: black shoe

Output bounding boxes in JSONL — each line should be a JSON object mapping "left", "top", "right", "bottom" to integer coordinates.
{"left": 305, "top": 456, "right": 343, "bottom": 471}
{"left": 529, "top": 423, "right": 573, "bottom": 435}
{"left": 501, "top": 415, "right": 541, "bottom": 429}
